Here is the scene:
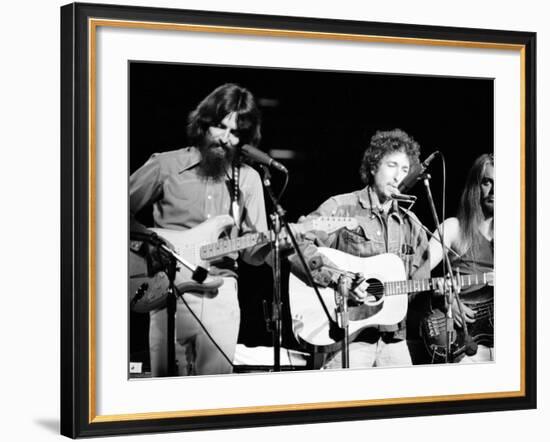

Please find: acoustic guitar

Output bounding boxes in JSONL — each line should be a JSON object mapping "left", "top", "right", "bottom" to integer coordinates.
{"left": 288, "top": 247, "right": 493, "bottom": 351}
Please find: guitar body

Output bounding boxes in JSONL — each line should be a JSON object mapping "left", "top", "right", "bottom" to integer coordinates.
{"left": 289, "top": 248, "right": 408, "bottom": 351}
{"left": 420, "top": 287, "right": 494, "bottom": 362}
{"left": 130, "top": 215, "right": 359, "bottom": 313}
{"left": 129, "top": 215, "right": 232, "bottom": 313}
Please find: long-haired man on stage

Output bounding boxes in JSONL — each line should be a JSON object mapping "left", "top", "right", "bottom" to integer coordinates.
{"left": 130, "top": 84, "right": 269, "bottom": 376}
{"left": 428, "top": 153, "right": 494, "bottom": 362}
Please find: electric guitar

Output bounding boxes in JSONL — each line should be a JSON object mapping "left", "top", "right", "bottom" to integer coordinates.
{"left": 130, "top": 215, "right": 358, "bottom": 313}
{"left": 420, "top": 285, "right": 494, "bottom": 362}
{"left": 288, "top": 247, "right": 494, "bottom": 351}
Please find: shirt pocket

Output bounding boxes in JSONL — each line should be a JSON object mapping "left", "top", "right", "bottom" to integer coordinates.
{"left": 336, "top": 225, "right": 385, "bottom": 257}
{"left": 386, "top": 222, "right": 414, "bottom": 272}
{"left": 164, "top": 175, "right": 202, "bottom": 206}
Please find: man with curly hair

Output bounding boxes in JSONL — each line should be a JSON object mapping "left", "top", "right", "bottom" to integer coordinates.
{"left": 289, "top": 128, "right": 430, "bottom": 368}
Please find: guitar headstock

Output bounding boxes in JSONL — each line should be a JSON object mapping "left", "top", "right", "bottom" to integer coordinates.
{"left": 306, "top": 216, "right": 358, "bottom": 233}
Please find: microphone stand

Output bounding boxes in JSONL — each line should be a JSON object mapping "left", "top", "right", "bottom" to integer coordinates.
{"left": 271, "top": 211, "right": 283, "bottom": 371}
{"left": 335, "top": 275, "right": 352, "bottom": 368}
{"left": 160, "top": 244, "right": 210, "bottom": 375}
{"left": 260, "top": 166, "right": 284, "bottom": 371}
{"left": 165, "top": 257, "right": 178, "bottom": 376}
{"left": 259, "top": 166, "right": 342, "bottom": 371}
{"left": 420, "top": 173, "right": 461, "bottom": 363}
{"left": 130, "top": 230, "right": 209, "bottom": 376}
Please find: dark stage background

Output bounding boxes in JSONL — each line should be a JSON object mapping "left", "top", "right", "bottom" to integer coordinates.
{"left": 129, "top": 61, "right": 493, "bottom": 368}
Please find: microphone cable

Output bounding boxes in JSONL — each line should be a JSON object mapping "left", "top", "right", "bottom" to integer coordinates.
{"left": 437, "top": 153, "right": 478, "bottom": 359}
{"left": 174, "top": 285, "right": 235, "bottom": 369}
{"left": 278, "top": 172, "right": 289, "bottom": 202}
{"left": 440, "top": 152, "right": 448, "bottom": 288}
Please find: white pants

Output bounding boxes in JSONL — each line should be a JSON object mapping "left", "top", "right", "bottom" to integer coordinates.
{"left": 149, "top": 277, "right": 240, "bottom": 376}
{"left": 324, "top": 339, "right": 412, "bottom": 369}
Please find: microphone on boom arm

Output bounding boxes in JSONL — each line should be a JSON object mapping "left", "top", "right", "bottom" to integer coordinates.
{"left": 398, "top": 151, "right": 439, "bottom": 194}
{"left": 240, "top": 144, "right": 288, "bottom": 173}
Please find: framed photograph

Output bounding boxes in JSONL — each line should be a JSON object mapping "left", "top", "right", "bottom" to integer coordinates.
{"left": 60, "top": 2, "right": 536, "bottom": 438}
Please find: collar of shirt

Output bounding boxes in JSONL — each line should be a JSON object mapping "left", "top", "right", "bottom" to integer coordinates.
{"left": 177, "top": 146, "right": 238, "bottom": 182}
{"left": 175, "top": 146, "right": 202, "bottom": 174}
{"left": 358, "top": 186, "right": 395, "bottom": 215}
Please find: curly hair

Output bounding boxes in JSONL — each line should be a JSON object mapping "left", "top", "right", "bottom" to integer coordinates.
{"left": 359, "top": 129, "right": 421, "bottom": 185}
{"left": 187, "top": 83, "right": 262, "bottom": 147}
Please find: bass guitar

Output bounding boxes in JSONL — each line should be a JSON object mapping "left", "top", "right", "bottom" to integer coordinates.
{"left": 288, "top": 247, "right": 493, "bottom": 351}
{"left": 420, "top": 286, "right": 494, "bottom": 362}
{"left": 130, "top": 215, "right": 358, "bottom": 313}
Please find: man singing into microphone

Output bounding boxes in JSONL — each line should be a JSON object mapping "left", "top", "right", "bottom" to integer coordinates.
{"left": 289, "top": 128, "right": 430, "bottom": 368}
{"left": 130, "top": 83, "right": 269, "bottom": 376}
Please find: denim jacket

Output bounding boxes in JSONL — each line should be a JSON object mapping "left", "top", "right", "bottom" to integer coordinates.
{"left": 288, "top": 186, "right": 430, "bottom": 339}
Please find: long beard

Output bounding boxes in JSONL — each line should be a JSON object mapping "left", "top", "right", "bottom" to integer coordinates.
{"left": 198, "top": 140, "right": 237, "bottom": 181}
{"left": 482, "top": 195, "right": 494, "bottom": 217}
{"left": 482, "top": 203, "right": 494, "bottom": 218}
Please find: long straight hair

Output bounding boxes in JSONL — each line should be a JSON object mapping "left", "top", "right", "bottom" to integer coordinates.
{"left": 456, "top": 153, "right": 494, "bottom": 255}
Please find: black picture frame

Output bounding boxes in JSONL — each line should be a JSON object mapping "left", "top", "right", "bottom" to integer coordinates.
{"left": 60, "top": 2, "right": 536, "bottom": 438}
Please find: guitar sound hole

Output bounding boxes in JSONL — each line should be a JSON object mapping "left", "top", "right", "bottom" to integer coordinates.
{"left": 365, "top": 278, "right": 384, "bottom": 302}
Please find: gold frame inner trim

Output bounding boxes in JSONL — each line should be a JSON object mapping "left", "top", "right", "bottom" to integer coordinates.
{"left": 87, "top": 18, "right": 527, "bottom": 423}
{"left": 90, "top": 18, "right": 524, "bottom": 50}
{"left": 92, "top": 390, "right": 524, "bottom": 423}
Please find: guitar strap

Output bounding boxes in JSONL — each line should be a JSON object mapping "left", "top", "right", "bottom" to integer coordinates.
{"left": 230, "top": 158, "right": 242, "bottom": 232}
{"left": 392, "top": 202, "right": 436, "bottom": 312}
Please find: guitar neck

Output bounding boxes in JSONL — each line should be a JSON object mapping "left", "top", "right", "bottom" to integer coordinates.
{"left": 199, "top": 217, "right": 357, "bottom": 261}
{"left": 455, "top": 273, "right": 491, "bottom": 288}
{"left": 200, "top": 230, "right": 273, "bottom": 260}
{"left": 385, "top": 272, "right": 491, "bottom": 296}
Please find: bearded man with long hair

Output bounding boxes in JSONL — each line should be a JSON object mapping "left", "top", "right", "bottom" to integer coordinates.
{"left": 429, "top": 153, "right": 495, "bottom": 362}
{"left": 130, "top": 84, "right": 268, "bottom": 376}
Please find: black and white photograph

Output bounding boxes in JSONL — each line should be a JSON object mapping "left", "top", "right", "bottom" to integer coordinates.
{"left": 4, "top": 0, "right": 549, "bottom": 440}
{"left": 56, "top": 2, "right": 537, "bottom": 438}
{"left": 128, "top": 62, "right": 495, "bottom": 378}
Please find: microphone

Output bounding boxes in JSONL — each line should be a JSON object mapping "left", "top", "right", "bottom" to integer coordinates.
{"left": 398, "top": 151, "right": 439, "bottom": 193}
{"left": 130, "top": 230, "right": 208, "bottom": 283}
{"left": 240, "top": 144, "right": 288, "bottom": 173}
